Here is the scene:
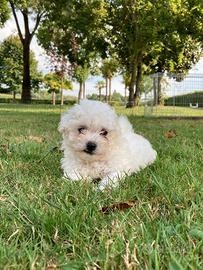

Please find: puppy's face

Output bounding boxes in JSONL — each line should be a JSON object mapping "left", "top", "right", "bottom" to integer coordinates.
{"left": 67, "top": 123, "right": 115, "bottom": 161}
{"left": 59, "top": 100, "right": 120, "bottom": 161}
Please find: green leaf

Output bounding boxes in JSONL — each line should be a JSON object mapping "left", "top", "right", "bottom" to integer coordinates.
{"left": 190, "top": 229, "right": 203, "bottom": 240}
{"left": 169, "top": 257, "right": 185, "bottom": 270}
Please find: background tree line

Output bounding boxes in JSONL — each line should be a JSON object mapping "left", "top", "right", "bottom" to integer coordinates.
{"left": 0, "top": 0, "right": 203, "bottom": 106}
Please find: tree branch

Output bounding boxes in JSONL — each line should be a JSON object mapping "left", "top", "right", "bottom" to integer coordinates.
{"left": 9, "top": 2, "right": 24, "bottom": 43}
{"left": 30, "top": 12, "right": 45, "bottom": 39}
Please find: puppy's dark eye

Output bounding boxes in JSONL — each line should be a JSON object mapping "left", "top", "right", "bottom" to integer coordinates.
{"left": 78, "top": 127, "right": 86, "bottom": 134}
{"left": 100, "top": 129, "right": 108, "bottom": 136}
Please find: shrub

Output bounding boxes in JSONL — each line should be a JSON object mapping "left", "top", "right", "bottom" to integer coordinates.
{"left": 165, "top": 91, "right": 203, "bottom": 107}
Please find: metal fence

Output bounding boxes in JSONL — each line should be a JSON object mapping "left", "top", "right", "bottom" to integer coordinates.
{"left": 143, "top": 73, "right": 203, "bottom": 117}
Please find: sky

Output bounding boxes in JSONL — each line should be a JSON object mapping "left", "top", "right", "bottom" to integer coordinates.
{"left": 1, "top": 14, "right": 203, "bottom": 97}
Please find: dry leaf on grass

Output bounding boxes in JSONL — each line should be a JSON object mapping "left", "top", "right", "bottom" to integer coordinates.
{"left": 27, "top": 136, "right": 45, "bottom": 143}
{"left": 164, "top": 129, "right": 177, "bottom": 139}
{"left": 43, "top": 265, "right": 58, "bottom": 270}
{"left": 0, "top": 195, "right": 8, "bottom": 202}
{"left": 0, "top": 144, "right": 11, "bottom": 154}
{"left": 0, "top": 144, "right": 8, "bottom": 150}
{"left": 100, "top": 200, "right": 136, "bottom": 214}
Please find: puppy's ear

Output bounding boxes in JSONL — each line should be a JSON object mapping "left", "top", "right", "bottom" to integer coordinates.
{"left": 58, "top": 103, "right": 80, "bottom": 133}
{"left": 58, "top": 112, "right": 71, "bottom": 133}
{"left": 118, "top": 116, "right": 133, "bottom": 133}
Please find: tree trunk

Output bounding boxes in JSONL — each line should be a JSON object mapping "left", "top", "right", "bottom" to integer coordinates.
{"left": 61, "top": 77, "right": 64, "bottom": 106}
{"left": 126, "top": 60, "right": 137, "bottom": 108}
{"left": 52, "top": 91, "right": 56, "bottom": 105}
{"left": 153, "top": 77, "right": 157, "bottom": 105}
{"left": 21, "top": 42, "right": 31, "bottom": 103}
{"left": 157, "top": 74, "right": 162, "bottom": 105}
{"left": 60, "top": 88, "right": 64, "bottom": 106}
{"left": 78, "top": 82, "right": 83, "bottom": 103}
{"left": 124, "top": 86, "right": 127, "bottom": 104}
{"left": 13, "top": 91, "right": 16, "bottom": 101}
{"left": 134, "top": 60, "right": 142, "bottom": 106}
{"left": 83, "top": 82, "right": 86, "bottom": 99}
{"left": 99, "top": 88, "right": 101, "bottom": 101}
{"left": 105, "top": 77, "right": 108, "bottom": 103}
{"left": 109, "top": 77, "right": 112, "bottom": 102}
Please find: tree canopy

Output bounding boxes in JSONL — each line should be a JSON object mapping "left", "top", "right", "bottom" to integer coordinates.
{"left": 37, "top": 0, "right": 108, "bottom": 66}
{"left": 0, "top": 0, "right": 10, "bottom": 27}
{"left": 44, "top": 72, "right": 72, "bottom": 93}
{"left": 106, "top": 0, "right": 203, "bottom": 106}
{"left": 44, "top": 72, "right": 73, "bottom": 105}
{"left": 101, "top": 57, "right": 119, "bottom": 101}
{"left": 95, "top": 80, "right": 106, "bottom": 101}
{"left": 1, "top": 0, "right": 203, "bottom": 106}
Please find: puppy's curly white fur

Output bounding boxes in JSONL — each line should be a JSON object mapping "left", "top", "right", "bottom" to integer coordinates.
{"left": 59, "top": 100, "right": 157, "bottom": 190}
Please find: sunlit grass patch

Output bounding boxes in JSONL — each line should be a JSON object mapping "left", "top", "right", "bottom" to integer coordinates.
{"left": 115, "top": 104, "right": 203, "bottom": 117}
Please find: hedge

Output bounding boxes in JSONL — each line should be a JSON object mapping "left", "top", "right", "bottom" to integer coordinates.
{"left": 164, "top": 91, "right": 203, "bottom": 107}
{"left": 0, "top": 98, "right": 76, "bottom": 105}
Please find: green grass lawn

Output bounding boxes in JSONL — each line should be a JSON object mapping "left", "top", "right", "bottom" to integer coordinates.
{"left": 0, "top": 104, "right": 203, "bottom": 269}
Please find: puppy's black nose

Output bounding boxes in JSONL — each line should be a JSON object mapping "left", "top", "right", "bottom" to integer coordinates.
{"left": 86, "top": 141, "right": 97, "bottom": 152}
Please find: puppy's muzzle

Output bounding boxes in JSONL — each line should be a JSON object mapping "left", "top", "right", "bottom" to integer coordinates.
{"left": 84, "top": 141, "right": 97, "bottom": 155}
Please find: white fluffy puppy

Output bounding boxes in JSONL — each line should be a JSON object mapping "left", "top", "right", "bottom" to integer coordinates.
{"left": 59, "top": 100, "right": 157, "bottom": 190}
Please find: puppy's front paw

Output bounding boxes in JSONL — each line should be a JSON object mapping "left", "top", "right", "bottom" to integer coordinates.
{"left": 63, "top": 171, "right": 82, "bottom": 181}
{"left": 98, "top": 177, "right": 110, "bottom": 191}
{"left": 98, "top": 173, "right": 120, "bottom": 191}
